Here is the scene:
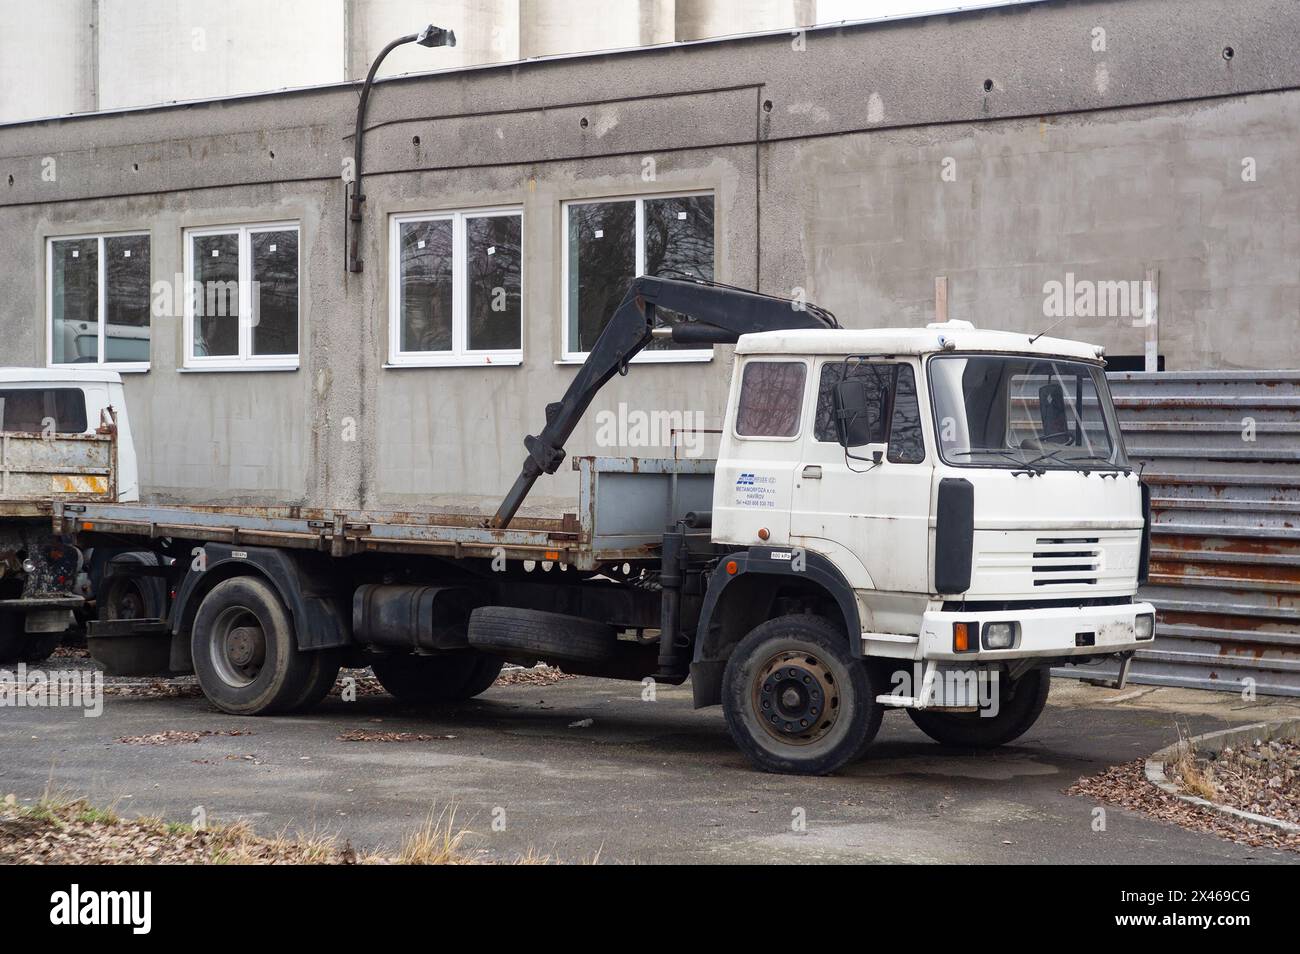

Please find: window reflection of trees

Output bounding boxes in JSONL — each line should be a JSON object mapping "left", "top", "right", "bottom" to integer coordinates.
{"left": 193, "top": 233, "right": 239, "bottom": 357}
{"left": 736, "top": 361, "right": 806, "bottom": 438}
{"left": 568, "top": 201, "right": 635, "bottom": 353}
{"left": 466, "top": 215, "right": 521, "bottom": 351}
{"left": 251, "top": 230, "right": 298, "bottom": 356}
{"left": 813, "top": 362, "right": 925, "bottom": 463}
{"left": 643, "top": 196, "right": 714, "bottom": 351}
{"left": 400, "top": 220, "right": 453, "bottom": 352}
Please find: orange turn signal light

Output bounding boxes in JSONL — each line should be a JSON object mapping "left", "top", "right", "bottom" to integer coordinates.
{"left": 725, "top": 560, "right": 739, "bottom": 575}
{"left": 953, "top": 622, "right": 971, "bottom": 653}
{"left": 544, "top": 550, "right": 561, "bottom": 561}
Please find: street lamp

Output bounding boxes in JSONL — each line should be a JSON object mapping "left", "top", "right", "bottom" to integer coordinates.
{"left": 347, "top": 24, "right": 456, "bottom": 273}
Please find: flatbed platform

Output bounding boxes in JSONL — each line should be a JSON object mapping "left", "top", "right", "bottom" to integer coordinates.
{"left": 55, "top": 456, "right": 716, "bottom": 571}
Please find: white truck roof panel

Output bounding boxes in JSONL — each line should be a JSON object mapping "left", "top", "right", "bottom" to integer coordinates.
{"left": 734, "top": 326, "right": 1102, "bottom": 362}
{"left": 0, "top": 367, "right": 124, "bottom": 385}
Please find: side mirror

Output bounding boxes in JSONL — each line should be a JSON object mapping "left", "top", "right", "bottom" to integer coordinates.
{"left": 832, "top": 379, "right": 888, "bottom": 448}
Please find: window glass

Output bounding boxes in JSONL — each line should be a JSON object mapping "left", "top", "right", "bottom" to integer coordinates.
{"left": 814, "top": 361, "right": 925, "bottom": 462}
{"left": 103, "top": 235, "right": 150, "bottom": 364}
{"left": 192, "top": 232, "right": 239, "bottom": 357}
{"left": 887, "top": 365, "right": 925, "bottom": 463}
{"left": 399, "top": 218, "right": 454, "bottom": 353}
{"left": 736, "top": 361, "right": 806, "bottom": 438}
{"left": 0, "top": 388, "right": 88, "bottom": 433}
{"left": 642, "top": 195, "right": 715, "bottom": 351}
{"left": 929, "top": 356, "right": 1127, "bottom": 469}
{"left": 465, "top": 214, "right": 522, "bottom": 351}
{"left": 566, "top": 200, "right": 635, "bottom": 354}
{"left": 251, "top": 230, "right": 298, "bottom": 356}
{"left": 50, "top": 238, "right": 99, "bottom": 364}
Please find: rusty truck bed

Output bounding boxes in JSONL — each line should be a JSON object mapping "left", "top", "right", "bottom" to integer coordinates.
{"left": 54, "top": 456, "right": 715, "bottom": 571}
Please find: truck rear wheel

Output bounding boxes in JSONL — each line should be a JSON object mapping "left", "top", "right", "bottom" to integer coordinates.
{"left": 370, "top": 651, "right": 504, "bottom": 705}
{"left": 98, "top": 554, "right": 167, "bottom": 624}
{"left": 191, "top": 576, "right": 313, "bottom": 715}
{"left": 286, "top": 648, "right": 344, "bottom": 712}
{"left": 906, "top": 667, "right": 1051, "bottom": 748}
{"left": 722, "top": 615, "right": 882, "bottom": 776}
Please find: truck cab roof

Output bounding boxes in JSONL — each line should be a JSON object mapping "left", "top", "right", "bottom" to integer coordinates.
{"left": 734, "top": 323, "right": 1104, "bottom": 362}
{"left": 0, "top": 366, "right": 125, "bottom": 385}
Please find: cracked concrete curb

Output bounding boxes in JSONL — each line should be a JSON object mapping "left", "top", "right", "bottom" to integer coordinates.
{"left": 1145, "top": 719, "right": 1300, "bottom": 835}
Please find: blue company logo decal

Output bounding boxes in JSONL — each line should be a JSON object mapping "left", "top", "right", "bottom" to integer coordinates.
{"left": 736, "top": 472, "right": 756, "bottom": 486}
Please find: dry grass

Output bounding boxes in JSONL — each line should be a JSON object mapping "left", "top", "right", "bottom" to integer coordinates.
{"left": 0, "top": 790, "right": 548, "bottom": 865}
{"left": 1169, "top": 724, "right": 1220, "bottom": 801}
{"left": 396, "top": 806, "right": 472, "bottom": 865}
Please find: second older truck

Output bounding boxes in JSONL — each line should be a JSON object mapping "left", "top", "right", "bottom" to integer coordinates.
{"left": 65, "top": 278, "right": 1154, "bottom": 775}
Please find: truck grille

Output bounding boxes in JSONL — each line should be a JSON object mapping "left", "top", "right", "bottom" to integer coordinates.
{"left": 1031, "top": 537, "right": 1099, "bottom": 586}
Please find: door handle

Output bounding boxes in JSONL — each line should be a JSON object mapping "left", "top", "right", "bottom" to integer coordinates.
{"left": 801, "top": 465, "right": 822, "bottom": 479}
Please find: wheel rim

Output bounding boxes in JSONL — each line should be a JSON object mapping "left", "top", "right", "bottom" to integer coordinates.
{"left": 208, "top": 605, "right": 267, "bottom": 688}
{"left": 116, "top": 581, "right": 145, "bottom": 620}
{"left": 752, "top": 650, "right": 840, "bottom": 745}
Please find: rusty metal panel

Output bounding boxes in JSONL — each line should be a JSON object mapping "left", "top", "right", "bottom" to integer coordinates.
{"left": 1059, "top": 370, "right": 1300, "bottom": 696}
{"left": 0, "top": 431, "right": 116, "bottom": 515}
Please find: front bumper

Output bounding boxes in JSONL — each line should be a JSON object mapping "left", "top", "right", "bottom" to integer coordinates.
{"left": 920, "top": 601, "right": 1155, "bottom": 662}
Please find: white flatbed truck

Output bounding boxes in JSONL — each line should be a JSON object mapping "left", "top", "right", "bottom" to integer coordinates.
{"left": 60, "top": 278, "right": 1154, "bottom": 774}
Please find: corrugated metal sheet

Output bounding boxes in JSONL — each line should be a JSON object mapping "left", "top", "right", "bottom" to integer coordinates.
{"left": 1060, "top": 370, "right": 1300, "bottom": 697}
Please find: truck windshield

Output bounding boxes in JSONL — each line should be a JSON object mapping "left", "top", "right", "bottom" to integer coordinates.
{"left": 928, "top": 354, "right": 1129, "bottom": 470}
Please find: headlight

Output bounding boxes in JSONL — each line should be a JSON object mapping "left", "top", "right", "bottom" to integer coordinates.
{"left": 983, "top": 621, "right": 1016, "bottom": 650}
{"left": 1135, "top": 614, "right": 1155, "bottom": 640}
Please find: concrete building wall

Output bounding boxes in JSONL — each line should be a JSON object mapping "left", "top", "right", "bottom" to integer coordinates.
{"left": 0, "top": 0, "right": 97, "bottom": 122}
{"left": 1, "top": 0, "right": 1297, "bottom": 516}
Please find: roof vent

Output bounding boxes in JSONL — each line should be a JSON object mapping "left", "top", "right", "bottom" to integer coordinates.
{"left": 926, "top": 319, "right": 975, "bottom": 330}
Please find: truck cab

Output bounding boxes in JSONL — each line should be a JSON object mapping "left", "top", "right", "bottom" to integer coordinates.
{"left": 0, "top": 367, "right": 141, "bottom": 664}
{"left": 697, "top": 321, "right": 1154, "bottom": 772}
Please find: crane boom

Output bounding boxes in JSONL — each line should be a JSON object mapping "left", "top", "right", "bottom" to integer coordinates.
{"left": 491, "top": 277, "right": 839, "bottom": 528}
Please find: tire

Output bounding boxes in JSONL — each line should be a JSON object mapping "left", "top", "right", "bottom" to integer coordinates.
{"left": 191, "top": 576, "right": 313, "bottom": 715}
{"left": 371, "top": 651, "right": 504, "bottom": 705}
{"left": 98, "top": 553, "right": 167, "bottom": 624}
{"left": 285, "top": 648, "right": 344, "bottom": 712}
{"left": 467, "top": 606, "right": 616, "bottom": 665}
{"left": 722, "top": 615, "right": 882, "bottom": 776}
{"left": 907, "top": 667, "right": 1051, "bottom": 748}
{"left": 0, "top": 610, "right": 60, "bottom": 665}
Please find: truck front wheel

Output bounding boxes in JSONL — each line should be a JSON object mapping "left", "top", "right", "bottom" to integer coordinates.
{"left": 906, "top": 667, "right": 1051, "bottom": 748}
{"left": 371, "top": 651, "right": 504, "bottom": 705}
{"left": 722, "top": 615, "right": 882, "bottom": 776}
{"left": 191, "top": 576, "right": 314, "bottom": 715}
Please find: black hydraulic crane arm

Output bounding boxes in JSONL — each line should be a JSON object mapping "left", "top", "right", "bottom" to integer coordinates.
{"left": 491, "top": 277, "right": 840, "bottom": 528}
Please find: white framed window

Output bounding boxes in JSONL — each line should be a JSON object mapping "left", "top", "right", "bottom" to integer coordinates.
{"left": 183, "top": 222, "right": 300, "bottom": 371}
{"left": 388, "top": 207, "right": 523, "bottom": 368}
{"left": 561, "top": 191, "right": 715, "bottom": 363}
{"left": 46, "top": 231, "right": 151, "bottom": 371}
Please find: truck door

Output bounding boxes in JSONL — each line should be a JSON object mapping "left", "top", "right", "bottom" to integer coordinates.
{"left": 712, "top": 358, "right": 811, "bottom": 547}
{"left": 789, "top": 358, "right": 933, "bottom": 604}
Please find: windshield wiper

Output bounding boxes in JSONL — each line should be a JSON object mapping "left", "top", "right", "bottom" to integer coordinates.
{"left": 1024, "top": 449, "right": 1125, "bottom": 473}
{"left": 948, "top": 449, "right": 1044, "bottom": 475}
